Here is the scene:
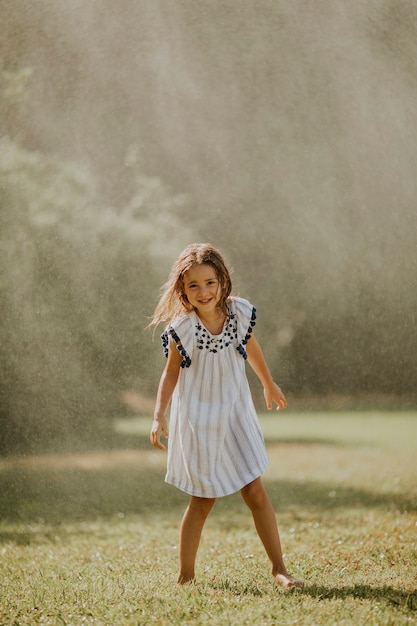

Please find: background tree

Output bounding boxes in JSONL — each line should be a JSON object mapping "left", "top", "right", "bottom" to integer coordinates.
{"left": 0, "top": 64, "right": 191, "bottom": 452}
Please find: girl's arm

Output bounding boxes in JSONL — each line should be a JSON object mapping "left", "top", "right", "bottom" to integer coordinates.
{"left": 150, "top": 338, "right": 182, "bottom": 450}
{"left": 246, "top": 333, "right": 287, "bottom": 411}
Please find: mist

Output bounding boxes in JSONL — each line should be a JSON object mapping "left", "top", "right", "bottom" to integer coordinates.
{"left": 1, "top": 0, "right": 417, "bottom": 451}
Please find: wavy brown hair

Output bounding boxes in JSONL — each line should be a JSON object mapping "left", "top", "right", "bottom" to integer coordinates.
{"left": 148, "top": 243, "right": 233, "bottom": 330}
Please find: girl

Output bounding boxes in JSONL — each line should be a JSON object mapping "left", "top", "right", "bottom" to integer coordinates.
{"left": 149, "top": 243, "right": 303, "bottom": 589}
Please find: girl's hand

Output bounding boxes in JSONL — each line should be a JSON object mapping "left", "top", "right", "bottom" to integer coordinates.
{"left": 264, "top": 382, "right": 287, "bottom": 411}
{"left": 150, "top": 417, "right": 169, "bottom": 450}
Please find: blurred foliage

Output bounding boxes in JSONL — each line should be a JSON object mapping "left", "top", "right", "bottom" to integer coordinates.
{"left": 0, "top": 88, "right": 191, "bottom": 451}
{"left": 1, "top": 1, "right": 417, "bottom": 451}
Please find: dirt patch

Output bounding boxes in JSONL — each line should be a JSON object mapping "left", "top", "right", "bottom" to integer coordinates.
{"left": 119, "top": 390, "right": 155, "bottom": 414}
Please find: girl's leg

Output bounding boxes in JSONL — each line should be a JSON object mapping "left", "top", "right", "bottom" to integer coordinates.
{"left": 177, "top": 495, "right": 216, "bottom": 583}
{"left": 240, "top": 477, "right": 303, "bottom": 589}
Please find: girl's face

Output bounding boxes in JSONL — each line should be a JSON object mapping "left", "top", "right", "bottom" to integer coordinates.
{"left": 182, "top": 263, "right": 222, "bottom": 316}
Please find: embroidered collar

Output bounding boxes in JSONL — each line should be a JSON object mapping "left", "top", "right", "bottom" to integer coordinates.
{"left": 194, "top": 312, "right": 237, "bottom": 354}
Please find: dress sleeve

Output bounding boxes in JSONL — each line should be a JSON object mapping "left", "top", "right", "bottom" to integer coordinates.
{"left": 232, "top": 297, "right": 257, "bottom": 360}
{"left": 160, "top": 314, "right": 193, "bottom": 368}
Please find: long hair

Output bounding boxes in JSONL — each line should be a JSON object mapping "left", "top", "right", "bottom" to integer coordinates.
{"left": 148, "top": 243, "right": 233, "bottom": 330}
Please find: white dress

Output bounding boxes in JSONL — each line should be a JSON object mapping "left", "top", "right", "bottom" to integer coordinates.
{"left": 161, "top": 297, "right": 269, "bottom": 498}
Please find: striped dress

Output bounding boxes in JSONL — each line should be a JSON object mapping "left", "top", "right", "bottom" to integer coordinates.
{"left": 161, "top": 297, "right": 269, "bottom": 498}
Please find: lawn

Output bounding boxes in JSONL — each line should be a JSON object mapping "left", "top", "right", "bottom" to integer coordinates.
{"left": 0, "top": 411, "right": 416, "bottom": 625}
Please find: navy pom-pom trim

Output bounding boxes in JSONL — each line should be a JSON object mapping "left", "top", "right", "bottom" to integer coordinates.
{"left": 237, "top": 344, "right": 248, "bottom": 360}
{"left": 161, "top": 328, "right": 191, "bottom": 368}
{"left": 236, "top": 306, "right": 256, "bottom": 360}
{"left": 170, "top": 329, "right": 192, "bottom": 368}
{"left": 161, "top": 332, "right": 169, "bottom": 357}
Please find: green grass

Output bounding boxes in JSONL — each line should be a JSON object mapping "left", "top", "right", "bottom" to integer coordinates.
{"left": 0, "top": 411, "right": 416, "bottom": 625}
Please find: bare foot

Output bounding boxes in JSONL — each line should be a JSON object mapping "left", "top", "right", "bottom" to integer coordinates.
{"left": 177, "top": 574, "right": 195, "bottom": 585}
{"left": 274, "top": 573, "right": 304, "bottom": 589}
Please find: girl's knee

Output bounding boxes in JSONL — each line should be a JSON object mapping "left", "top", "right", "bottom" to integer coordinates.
{"left": 189, "top": 496, "right": 216, "bottom": 517}
{"left": 241, "top": 478, "right": 268, "bottom": 509}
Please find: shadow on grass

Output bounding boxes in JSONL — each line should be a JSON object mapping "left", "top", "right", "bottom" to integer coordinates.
{"left": 0, "top": 458, "right": 415, "bottom": 535}
{"left": 265, "top": 478, "right": 416, "bottom": 513}
{"left": 303, "top": 583, "right": 417, "bottom": 613}
{"left": 206, "top": 579, "right": 417, "bottom": 612}
{"left": 0, "top": 466, "right": 187, "bottom": 528}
